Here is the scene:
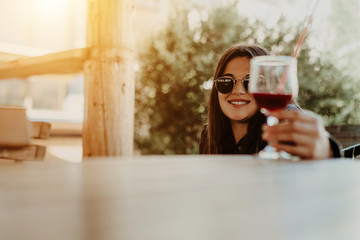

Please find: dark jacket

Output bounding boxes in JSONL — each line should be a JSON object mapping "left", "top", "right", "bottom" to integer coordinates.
{"left": 199, "top": 106, "right": 342, "bottom": 157}
{"left": 199, "top": 110, "right": 266, "bottom": 154}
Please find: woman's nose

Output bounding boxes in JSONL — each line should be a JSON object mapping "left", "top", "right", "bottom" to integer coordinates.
{"left": 232, "top": 81, "right": 246, "bottom": 94}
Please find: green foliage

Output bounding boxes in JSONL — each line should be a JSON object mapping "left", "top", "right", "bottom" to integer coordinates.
{"left": 135, "top": 2, "right": 359, "bottom": 154}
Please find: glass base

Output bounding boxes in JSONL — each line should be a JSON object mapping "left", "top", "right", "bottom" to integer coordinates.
{"left": 258, "top": 145, "right": 280, "bottom": 160}
{"left": 258, "top": 146, "right": 300, "bottom": 161}
{"left": 279, "top": 150, "right": 300, "bottom": 161}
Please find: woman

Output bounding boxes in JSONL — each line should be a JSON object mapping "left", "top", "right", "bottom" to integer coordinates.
{"left": 199, "top": 44, "right": 341, "bottom": 159}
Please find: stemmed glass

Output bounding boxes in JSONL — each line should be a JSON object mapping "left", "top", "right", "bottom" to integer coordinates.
{"left": 249, "top": 56, "right": 299, "bottom": 160}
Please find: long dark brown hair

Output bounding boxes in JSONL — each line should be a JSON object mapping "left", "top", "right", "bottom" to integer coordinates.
{"left": 202, "top": 44, "right": 270, "bottom": 154}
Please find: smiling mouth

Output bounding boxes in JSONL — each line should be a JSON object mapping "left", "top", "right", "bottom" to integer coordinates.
{"left": 228, "top": 100, "right": 249, "bottom": 106}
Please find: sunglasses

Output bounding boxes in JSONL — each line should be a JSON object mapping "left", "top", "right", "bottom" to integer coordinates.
{"left": 214, "top": 74, "right": 250, "bottom": 94}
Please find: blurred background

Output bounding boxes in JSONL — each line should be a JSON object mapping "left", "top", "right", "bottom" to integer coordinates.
{"left": 0, "top": 0, "right": 359, "bottom": 154}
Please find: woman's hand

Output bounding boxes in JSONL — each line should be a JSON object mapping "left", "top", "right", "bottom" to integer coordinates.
{"left": 262, "top": 110, "right": 333, "bottom": 159}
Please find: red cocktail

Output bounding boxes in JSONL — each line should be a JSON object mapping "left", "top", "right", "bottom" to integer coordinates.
{"left": 252, "top": 93, "right": 292, "bottom": 111}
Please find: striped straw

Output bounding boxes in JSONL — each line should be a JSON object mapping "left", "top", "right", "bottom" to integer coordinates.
{"left": 292, "top": 0, "right": 320, "bottom": 57}
{"left": 277, "top": 0, "right": 320, "bottom": 92}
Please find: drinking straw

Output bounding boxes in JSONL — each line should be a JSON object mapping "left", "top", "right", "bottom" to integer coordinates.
{"left": 276, "top": 0, "right": 320, "bottom": 92}
{"left": 292, "top": 0, "right": 320, "bottom": 58}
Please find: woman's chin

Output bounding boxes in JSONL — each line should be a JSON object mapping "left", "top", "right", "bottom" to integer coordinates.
{"left": 230, "top": 116, "right": 251, "bottom": 123}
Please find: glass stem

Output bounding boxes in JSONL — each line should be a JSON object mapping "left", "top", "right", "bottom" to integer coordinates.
{"left": 267, "top": 116, "right": 279, "bottom": 126}
{"left": 266, "top": 115, "right": 279, "bottom": 148}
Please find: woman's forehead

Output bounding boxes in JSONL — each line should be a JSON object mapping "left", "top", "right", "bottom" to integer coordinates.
{"left": 223, "top": 57, "right": 250, "bottom": 75}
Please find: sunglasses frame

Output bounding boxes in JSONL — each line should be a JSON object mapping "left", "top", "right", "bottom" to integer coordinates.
{"left": 214, "top": 74, "right": 250, "bottom": 94}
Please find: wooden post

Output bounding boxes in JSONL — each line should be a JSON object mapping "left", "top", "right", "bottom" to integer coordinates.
{"left": 83, "top": 0, "right": 135, "bottom": 157}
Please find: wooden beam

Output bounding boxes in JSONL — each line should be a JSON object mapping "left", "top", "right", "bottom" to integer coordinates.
{"left": 82, "top": 0, "right": 135, "bottom": 157}
{"left": 0, "top": 48, "right": 89, "bottom": 80}
{"left": 0, "top": 52, "right": 28, "bottom": 62}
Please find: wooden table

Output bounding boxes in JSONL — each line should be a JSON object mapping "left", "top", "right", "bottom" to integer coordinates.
{"left": 1, "top": 155, "right": 360, "bottom": 240}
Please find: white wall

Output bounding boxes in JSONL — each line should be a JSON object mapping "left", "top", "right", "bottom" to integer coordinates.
{"left": 0, "top": 0, "right": 86, "bottom": 53}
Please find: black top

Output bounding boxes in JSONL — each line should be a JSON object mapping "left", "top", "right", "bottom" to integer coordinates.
{"left": 199, "top": 106, "right": 342, "bottom": 157}
{"left": 199, "top": 110, "right": 266, "bottom": 154}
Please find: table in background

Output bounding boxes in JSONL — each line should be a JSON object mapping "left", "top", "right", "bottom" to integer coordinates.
{"left": 1, "top": 155, "right": 360, "bottom": 240}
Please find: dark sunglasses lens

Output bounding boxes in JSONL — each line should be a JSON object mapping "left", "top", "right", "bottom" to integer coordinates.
{"left": 243, "top": 80, "right": 249, "bottom": 91}
{"left": 215, "top": 78, "right": 234, "bottom": 94}
{"left": 242, "top": 75, "right": 250, "bottom": 91}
